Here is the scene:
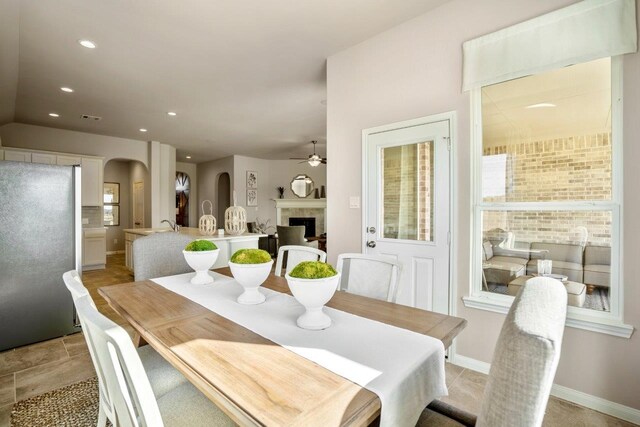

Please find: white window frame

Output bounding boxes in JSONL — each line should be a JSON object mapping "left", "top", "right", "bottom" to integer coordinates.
{"left": 463, "top": 56, "right": 634, "bottom": 338}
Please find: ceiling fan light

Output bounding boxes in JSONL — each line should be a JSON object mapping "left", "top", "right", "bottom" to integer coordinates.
{"left": 308, "top": 159, "right": 321, "bottom": 167}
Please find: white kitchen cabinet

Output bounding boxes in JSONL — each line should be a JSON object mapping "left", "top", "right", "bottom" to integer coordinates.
{"left": 0, "top": 150, "right": 4, "bottom": 160}
{"left": 125, "top": 232, "right": 140, "bottom": 271}
{"left": 80, "top": 157, "right": 103, "bottom": 206}
{"left": 83, "top": 228, "right": 106, "bottom": 270}
{"left": 31, "top": 152, "right": 57, "bottom": 165}
{"left": 56, "top": 155, "right": 82, "bottom": 166}
{"left": 4, "top": 150, "right": 31, "bottom": 162}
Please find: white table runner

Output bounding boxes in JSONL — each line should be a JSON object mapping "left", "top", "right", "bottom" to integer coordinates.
{"left": 152, "top": 272, "right": 447, "bottom": 427}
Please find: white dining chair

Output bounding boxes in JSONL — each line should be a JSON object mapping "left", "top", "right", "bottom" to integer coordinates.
{"left": 336, "top": 253, "right": 401, "bottom": 303}
{"left": 425, "top": 277, "right": 567, "bottom": 426}
{"left": 274, "top": 245, "right": 327, "bottom": 276}
{"left": 73, "top": 294, "right": 235, "bottom": 427}
{"left": 63, "top": 271, "right": 191, "bottom": 427}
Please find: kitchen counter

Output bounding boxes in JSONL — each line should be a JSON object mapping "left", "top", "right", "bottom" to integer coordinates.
{"left": 123, "top": 227, "right": 267, "bottom": 272}
{"left": 122, "top": 227, "right": 266, "bottom": 240}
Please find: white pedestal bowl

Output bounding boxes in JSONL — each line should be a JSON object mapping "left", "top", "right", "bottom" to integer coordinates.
{"left": 285, "top": 273, "right": 341, "bottom": 330}
{"left": 183, "top": 249, "right": 219, "bottom": 285}
{"left": 229, "top": 260, "right": 274, "bottom": 304}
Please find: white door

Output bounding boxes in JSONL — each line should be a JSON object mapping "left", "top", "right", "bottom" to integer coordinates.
{"left": 133, "top": 181, "right": 145, "bottom": 228}
{"left": 364, "top": 118, "right": 451, "bottom": 313}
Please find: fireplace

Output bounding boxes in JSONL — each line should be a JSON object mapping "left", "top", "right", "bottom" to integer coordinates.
{"left": 289, "top": 217, "right": 316, "bottom": 238}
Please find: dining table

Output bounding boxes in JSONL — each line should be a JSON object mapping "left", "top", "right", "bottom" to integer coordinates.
{"left": 99, "top": 268, "right": 467, "bottom": 427}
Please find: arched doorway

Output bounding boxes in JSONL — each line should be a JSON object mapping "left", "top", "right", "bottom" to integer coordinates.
{"left": 176, "top": 172, "right": 190, "bottom": 227}
{"left": 217, "top": 172, "right": 231, "bottom": 220}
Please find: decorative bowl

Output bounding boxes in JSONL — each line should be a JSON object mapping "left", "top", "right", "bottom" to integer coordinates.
{"left": 285, "top": 272, "right": 341, "bottom": 330}
{"left": 229, "top": 260, "right": 274, "bottom": 304}
{"left": 182, "top": 249, "right": 219, "bottom": 285}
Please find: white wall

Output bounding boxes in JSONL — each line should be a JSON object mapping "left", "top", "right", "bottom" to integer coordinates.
{"left": 176, "top": 161, "right": 197, "bottom": 227}
{"left": 104, "top": 160, "right": 130, "bottom": 252}
{"left": 327, "top": 0, "right": 640, "bottom": 412}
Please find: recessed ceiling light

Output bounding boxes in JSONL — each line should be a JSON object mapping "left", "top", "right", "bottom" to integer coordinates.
{"left": 60, "top": 87, "right": 74, "bottom": 93}
{"left": 167, "top": 111, "right": 177, "bottom": 116}
{"left": 525, "top": 103, "right": 556, "bottom": 109}
{"left": 49, "top": 113, "right": 60, "bottom": 117}
{"left": 78, "top": 40, "right": 96, "bottom": 49}
{"left": 139, "top": 128, "right": 147, "bottom": 132}
{"left": 185, "top": 155, "right": 192, "bottom": 159}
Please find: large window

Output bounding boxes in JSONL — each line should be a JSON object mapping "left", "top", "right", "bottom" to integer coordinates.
{"left": 468, "top": 57, "right": 627, "bottom": 334}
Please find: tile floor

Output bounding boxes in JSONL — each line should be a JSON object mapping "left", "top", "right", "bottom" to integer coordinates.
{"left": 0, "top": 254, "right": 636, "bottom": 426}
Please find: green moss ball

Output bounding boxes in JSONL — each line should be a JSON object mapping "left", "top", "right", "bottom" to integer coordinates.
{"left": 289, "top": 261, "right": 337, "bottom": 279}
{"left": 230, "top": 249, "right": 272, "bottom": 264}
{"left": 184, "top": 240, "right": 218, "bottom": 251}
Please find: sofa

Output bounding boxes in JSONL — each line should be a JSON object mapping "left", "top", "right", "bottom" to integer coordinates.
{"left": 483, "top": 241, "right": 611, "bottom": 289}
{"left": 482, "top": 241, "right": 529, "bottom": 285}
{"left": 526, "top": 242, "right": 584, "bottom": 283}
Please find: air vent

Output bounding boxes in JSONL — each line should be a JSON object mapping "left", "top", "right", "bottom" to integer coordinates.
{"left": 80, "top": 114, "right": 102, "bottom": 121}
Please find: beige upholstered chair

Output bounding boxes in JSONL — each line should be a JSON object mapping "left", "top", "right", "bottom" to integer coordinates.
{"left": 133, "top": 232, "right": 194, "bottom": 280}
{"left": 336, "top": 253, "right": 401, "bottom": 303}
{"left": 275, "top": 245, "right": 326, "bottom": 277}
{"left": 427, "top": 277, "right": 568, "bottom": 427}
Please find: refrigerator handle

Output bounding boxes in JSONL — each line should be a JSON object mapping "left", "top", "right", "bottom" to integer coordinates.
{"left": 73, "top": 165, "right": 82, "bottom": 275}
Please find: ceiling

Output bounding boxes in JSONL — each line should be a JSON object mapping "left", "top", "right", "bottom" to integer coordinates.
{"left": 482, "top": 58, "right": 611, "bottom": 146}
{"left": 0, "top": 0, "right": 449, "bottom": 163}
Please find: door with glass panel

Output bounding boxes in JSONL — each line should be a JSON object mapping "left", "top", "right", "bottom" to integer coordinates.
{"left": 364, "top": 119, "right": 450, "bottom": 313}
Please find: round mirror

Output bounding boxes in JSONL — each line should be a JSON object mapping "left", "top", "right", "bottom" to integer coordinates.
{"left": 290, "top": 174, "right": 314, "bottom": 198}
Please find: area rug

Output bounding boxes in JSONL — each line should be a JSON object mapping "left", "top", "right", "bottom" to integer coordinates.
{"left": 11, "top": 377, "right": 102, "bottom": 427}
{"left": 487, "top": 283, "right": 610, "bottom": 311}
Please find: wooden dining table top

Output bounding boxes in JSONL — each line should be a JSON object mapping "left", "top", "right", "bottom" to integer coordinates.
{"left": 99, "top": 268, "right": 467, "bottom": 427}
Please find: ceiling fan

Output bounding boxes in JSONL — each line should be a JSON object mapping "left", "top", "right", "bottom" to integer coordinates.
{"left": 290, "top": 140, "right": 327, "bottom": 167}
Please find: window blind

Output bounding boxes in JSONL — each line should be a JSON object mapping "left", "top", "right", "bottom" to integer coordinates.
{"left": 462, "top": 0, "right": 637, "bottom": 91}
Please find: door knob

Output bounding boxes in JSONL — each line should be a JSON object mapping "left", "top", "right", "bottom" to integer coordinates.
{"left": 367, "top": 241, "right": 376, "bottom": 248}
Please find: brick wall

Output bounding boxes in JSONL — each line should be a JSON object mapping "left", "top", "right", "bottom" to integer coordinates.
{"left": 483, "top": 133, "right": 612, "bottom": 245}
{"left": 382, "top": 142, "right": 432, "bottom": 241}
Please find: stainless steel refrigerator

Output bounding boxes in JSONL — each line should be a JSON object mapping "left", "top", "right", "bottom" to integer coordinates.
{"left": 0, "top": 160, "right": 82, "bottom": 351}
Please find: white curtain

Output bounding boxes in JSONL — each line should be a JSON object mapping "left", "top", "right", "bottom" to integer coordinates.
{"left": 462, "top": 0, "right": 637, "bottom": 91}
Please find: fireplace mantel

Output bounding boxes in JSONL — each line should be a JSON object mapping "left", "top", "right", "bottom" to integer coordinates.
{"left": 273, "top": 198, "right": 326, "bottom": 209}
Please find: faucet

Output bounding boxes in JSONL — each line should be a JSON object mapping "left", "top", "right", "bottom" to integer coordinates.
{"left": 161, "top": 219, "right": 181, "bottom": 232}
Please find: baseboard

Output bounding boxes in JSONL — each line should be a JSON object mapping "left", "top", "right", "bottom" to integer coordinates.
{"left": 450, "top": 354, "right": 490, "bottom": 374}
{"left": 449, "top": 354, "right": 640, "bottom": 425}
{"left": 550, "top": 383, "right": 640, "bottom": 425}
{"left": 106, "top": 250, "right": 125, "bottom": 255}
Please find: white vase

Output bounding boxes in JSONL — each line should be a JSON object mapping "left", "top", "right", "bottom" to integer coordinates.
{"left": 183, "top": 249, "right": 219, "bottom": 285}
{"left": 229, "top": 260, "right": 274, "bottom": 304}
{"left": 285, "top": 273, "right": 341, "bottom": 330}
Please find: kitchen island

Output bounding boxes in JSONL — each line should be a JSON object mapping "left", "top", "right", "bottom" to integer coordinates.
{"left": 123, "top": 227, "right": 266, "bottom": 271}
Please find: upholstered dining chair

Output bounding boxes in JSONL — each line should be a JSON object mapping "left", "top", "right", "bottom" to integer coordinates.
{"left": 63, "top": 271, "right": 191, "bottom": 427}
{"left": 425, "top": 277, "right": 568, "bottom": 427}
{"left": 335, "top": 254, "right": 401, "bottom": 303}
{"left": 74, "top": 293, "right": 234, "bottom": 427}
{"left": 275, "top": 245, "right": 327, "bottom": 276}
{"left": 276, "top": 225, "right": 319, "bottom": 248}
{"left": 133, "top": 232, "right": 194, "bottom": 280}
